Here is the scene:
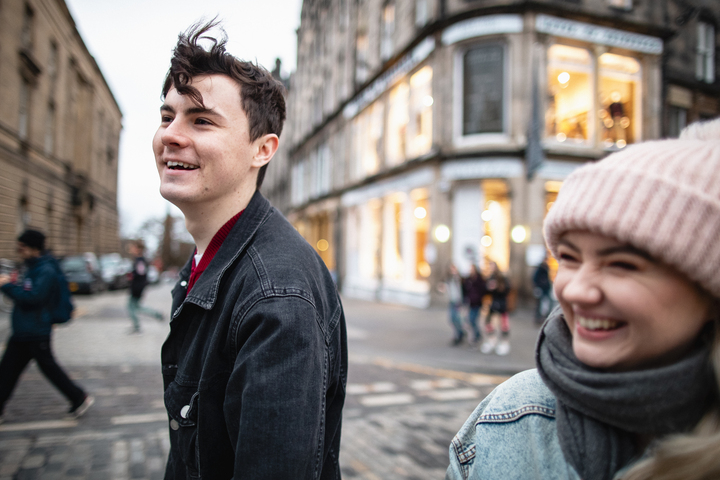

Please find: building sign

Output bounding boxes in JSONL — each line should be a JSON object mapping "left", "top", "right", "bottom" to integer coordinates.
{"left": 441, "top": 158, "right": 523, "bottom": 181}
{"left": 341, "top": 167, "right": 434, "bottom": 206}
{"left": 536, "top": 14, "right": 663, "bottom": 55}
{"left": 463, "top": 45, "right": 504, "bottom": 135}
{"left": 343, "top": 37, "right": 435, "bottom": 119}
{"left": 442, "top": 14, "right": 523, "bottom": 45}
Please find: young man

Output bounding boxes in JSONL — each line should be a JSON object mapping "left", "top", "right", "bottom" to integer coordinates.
{"left": 127, "top": 240, "right": 163, "bottom": 334}
{"left": 154, "top": 22, "right": 347, "bottom": 479}
{"left": 0, "top": 230, "right": 93, "bottom": 422}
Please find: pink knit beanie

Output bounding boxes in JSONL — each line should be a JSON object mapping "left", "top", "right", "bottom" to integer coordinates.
{"left": 544, "top": 137, "right": 720, "bottom": 297}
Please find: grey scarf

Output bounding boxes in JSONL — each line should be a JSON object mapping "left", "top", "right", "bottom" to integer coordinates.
{"left": 536, "top": 309, "right": 714, "bottom": 480}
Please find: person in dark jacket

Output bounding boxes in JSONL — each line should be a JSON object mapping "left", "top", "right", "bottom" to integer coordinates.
{"left": 0, "top": 230, "right": 93, "bottom": 423}
{"left": 463, "top": 264, "right": 487, "bottom": 345}
{"left": 533, "top": 258, "right": 553, "bottom": 325}
{"left": 480, "top": 261, "right": 512, "bottom": 356}
{"left": 153, "top": 21, "right": 347, "bottom": 479}
{"left": 127, "top": 240, "right": 163, "bottom": 334}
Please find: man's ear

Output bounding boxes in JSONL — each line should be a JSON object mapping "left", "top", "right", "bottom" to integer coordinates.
{"left": 252, "top": 134, "right": 279, "bottom": 168}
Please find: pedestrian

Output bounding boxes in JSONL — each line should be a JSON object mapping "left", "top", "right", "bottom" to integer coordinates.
{"left": 127, "top": 239, "right": 163, "bottom": 334}
{"left": 446, "top": 121, "right": 720, "bottom": 480}
{"left": 153, "top": 21, "right": 347, "bottom": 479}
{"left": 443, "top": 264, "right": 466, "bottom": 345}
{"left": 463, "top": 264, "right": 486, "bottom": 346}
{"left": 532, "top": 257, "right": 553, "bottom": 325}
{"left": 0, "top": 230, "right": 93, "bottom": 423}
{"left": 480, "top": 261, "right": 511, "bottom": 356}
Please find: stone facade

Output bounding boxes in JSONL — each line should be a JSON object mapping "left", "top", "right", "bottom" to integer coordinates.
{"left": 0, "top": 0, "right": 122, "bottom": 259}
{"left": 264, "top": 0, "right": 719, "bottom": 307}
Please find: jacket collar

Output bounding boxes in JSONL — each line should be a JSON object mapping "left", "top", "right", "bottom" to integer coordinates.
{"left": 179, "top": 190, "right": 273, "bottom": 310}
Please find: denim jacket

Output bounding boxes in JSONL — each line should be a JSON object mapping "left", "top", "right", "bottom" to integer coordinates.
{"left": 162, "top": 191, "right": 347, "bottom": 480}
{"left": 1, "top": 255, "right": 59, "bottom": 340}
{"left": 446, "top": 369, "right": 580, "bottom": 480}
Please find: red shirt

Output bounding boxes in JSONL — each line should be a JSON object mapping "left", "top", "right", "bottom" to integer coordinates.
{"left": 187, "top": 210, "right": 243, "bottom": 294}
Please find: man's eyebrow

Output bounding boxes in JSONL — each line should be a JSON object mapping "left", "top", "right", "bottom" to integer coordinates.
{"left": 160, "top": 104, "right": 174, "bottom": 113}
{"left": 159, "top": 105, "right": 222, "bottom": 117}
{"left": 597, "top": 245, "right": 655, "bottom": 261}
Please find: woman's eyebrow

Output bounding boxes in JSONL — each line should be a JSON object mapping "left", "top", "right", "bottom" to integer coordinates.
{"left": 597, "top": 245, "right": 655, "bottom": 261}
{"left": 557, "top": 238, "right": 579, "bottom": 251}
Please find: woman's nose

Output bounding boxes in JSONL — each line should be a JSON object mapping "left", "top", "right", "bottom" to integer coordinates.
{"left": 558, "top": 265, "right": 602, "bottom": 306}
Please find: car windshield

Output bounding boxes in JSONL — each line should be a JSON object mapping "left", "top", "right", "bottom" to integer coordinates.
{"left": 100, "top": 257, "right": 120, "bottom": 268}
{"left": 61, "top": 257, "right": 87, "bottom": 273}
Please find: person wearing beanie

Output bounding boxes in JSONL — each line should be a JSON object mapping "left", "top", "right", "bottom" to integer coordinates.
{"left": 446, "top": 120, "right": 720, "bottom": 480}
{"left": 0, "top": 230, "right": 93, "bottom": 423}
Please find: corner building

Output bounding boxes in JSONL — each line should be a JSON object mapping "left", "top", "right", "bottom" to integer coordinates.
{"left": 264, "top": 0, "right": 719, "bottom": 307}
{"left": 0, "top": 0, "right": 122, "bottom": 258}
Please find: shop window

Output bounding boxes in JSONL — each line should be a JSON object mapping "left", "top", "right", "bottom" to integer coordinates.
{"left": 480, "top": 180, "right": 510, "bottom": 273}
{"left": 386, "top": 82, "right": 409, "bottom": 166}
{"left": 44, "top": 101, "right": 55, "bottom": 154}
{"left": 546, "top": 45, "right": 641, "bottom": 149}
{"left": 356, "top": 32, "right": 370, "bottom": 84}
{"left": 408, "top": 66, "right": 433, "bottom": 158}
{"left": 544, "top": 181, "right": 562, "bottom": 278}
{"left": 415, "top": 0, "right": 429, "bottom": 27}
{"left": 459, "top": 44, "right": 506, "bottom": 140}
{"left": 381, "top": 3, "right": 395, "bottom": 61}
{"left": 697, "top": 22, "right": 716, "bottom": 84}
{"left": 382, "top": 193, "right": 405, "bottom": 280}
{"left": 546, "top": 45, "right": 593, "bottom": 145}
{"left": 359, "top": 199, "right": 382, "bottom": 281}
{"left": 598, "top": 53, "right": 640, "bottom": 148}
{"left": 352, "top": 101, "right": 384, "bottom": 180}
{"left": 607, "top": 0, "right": 632, "bottom": 10}
{"left": 311, "top": 213, "right": 334, "bottom": 271}
{"left": 668, "top": 106, "right": 688, "bottom": 138}
{"left": 412, "top": 189, "right": 431, "bottom": 280}
{"left": 18, "top": 80, "right": 30, "bottom": 141}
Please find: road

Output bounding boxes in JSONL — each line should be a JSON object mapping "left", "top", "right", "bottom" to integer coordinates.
{"left": 0, "top": 283, "right": 542, "bottom": 479}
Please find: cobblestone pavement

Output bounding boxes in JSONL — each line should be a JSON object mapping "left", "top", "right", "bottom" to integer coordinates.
{"left": 0, "top": 284, "right": 538, "bottom": 479}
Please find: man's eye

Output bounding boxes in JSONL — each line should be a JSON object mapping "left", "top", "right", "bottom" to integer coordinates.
{"left": 195, "top": 118, "right": 212, "bottom": 125}
{"left": 161, "top": 115, "right": 173, "bottom": 123}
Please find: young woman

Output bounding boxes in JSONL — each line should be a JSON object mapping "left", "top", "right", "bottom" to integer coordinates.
{"left": 446, "top": 121, "right": 720, "bottom": 480}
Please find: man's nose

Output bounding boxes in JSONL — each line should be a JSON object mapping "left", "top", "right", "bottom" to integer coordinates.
{"left": 161, "top": 120, "right": 190, "bottom": 148}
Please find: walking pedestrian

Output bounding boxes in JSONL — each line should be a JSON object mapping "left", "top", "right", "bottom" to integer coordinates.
{"left": 127, "top": 240, "right": 163, "bottom": 334}
{"left": 0, "top": 230, "right": 93, "bottom": 423}
{"left": 154, "top": 21, "right": 346, "bottom": 479}
{"left": 447, "top": 120, "right": 720, "bottom": 480}
{"left": 533, "top": 257, "right": 553, "bottom": 325}
{"left": 443, "top": 264, "right": 466, "bottom": 345}
{"left": 463, "top": 264, "right": 486, "bottom": 346}
{"left": 480, "top": 261, "right": 512, "bottom": 355}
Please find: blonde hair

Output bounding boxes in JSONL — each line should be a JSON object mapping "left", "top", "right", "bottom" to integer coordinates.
{"left": 621, "top": 320, "right": 720, "bottom": 480}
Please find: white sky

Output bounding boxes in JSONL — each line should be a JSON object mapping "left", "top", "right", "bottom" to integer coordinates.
{"left": 64, "top": 0, "right": 303, "bottom": 237}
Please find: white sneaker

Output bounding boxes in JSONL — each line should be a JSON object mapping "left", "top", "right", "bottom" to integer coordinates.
{"left": 69, "top": 395, "right": 95, "bottom": 419}
{"left": 480, "top": 336, "right": 497, "bottom": 354}
{"left": 495, "top": 339, "right": 511, "bottom": 356}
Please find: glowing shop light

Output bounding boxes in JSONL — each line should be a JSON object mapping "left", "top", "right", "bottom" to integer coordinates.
{"left": 423, "top": 95, "right": 434, "bottom": 107}
{"left": 414, "top": 207, "right": 427, "bottom": 219}
{"left": 317, "top": 239, "right": 329, "bottom": 251}
{"left": 481, "top": 210, "right": 493, "bottom": 222}
{"left": 434, "top": 225, "right": 450, "bottom": 243}
{"left": 481, "top": 235, "right": 493, "bottom": 247}
{"left": 557, "top": 72, "right": 570, "bottom": 84}
{"left": 511, "top": 225, "right": 528, "bottom": 244}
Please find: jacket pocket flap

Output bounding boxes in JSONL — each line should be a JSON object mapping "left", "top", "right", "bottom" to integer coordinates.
{"left": 164, "top": 382, "right": 199, "bottom": 427}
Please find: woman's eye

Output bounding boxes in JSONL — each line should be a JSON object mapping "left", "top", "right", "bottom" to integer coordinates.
{"left": 559, "top": 253, "right": 577, "bottom": 262}
{"left": 610, "top": 261, "right": 638, "bottom": 271}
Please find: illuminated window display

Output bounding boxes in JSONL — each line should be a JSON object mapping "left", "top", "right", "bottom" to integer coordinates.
{"left": 412, "top": 189, "right": 431, "bottom": 280}
{"left": 598, "top": 53, "right": 640, "bottom": 148}
{"left": 386, "top": 82, "right": 409, "bottom": 166}
{"left": 352, "top": 101, "right": 384, "bottom": 179}
{"left": 546, "top": 44, "right": 641, "bottom": 149}
{"left": 481, "top": 180, "right": 510, "bottom": 272}
{"left": 382, "top": 193, "right": 405, "bottom": 280}
{"left": 546, "top": 45, "right": 593, "bottom": 144}
{"left": 408, "top": 66, "right": 433, "bottom": 158}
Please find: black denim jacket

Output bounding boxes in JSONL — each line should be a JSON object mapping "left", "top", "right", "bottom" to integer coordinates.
{"left": 162, "top": 191, "right": 347, "bottom": 480}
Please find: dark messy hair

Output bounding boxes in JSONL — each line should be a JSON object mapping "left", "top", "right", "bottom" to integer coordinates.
{"left": 161, "top": 19, "right": 286, "bottom": 189}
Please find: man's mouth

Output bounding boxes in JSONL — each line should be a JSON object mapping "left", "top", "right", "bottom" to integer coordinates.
{"left": 576, "top": 316, "right": 624, "bottom": 331}
{"left": 166, "top": 161, "right": 199, "bottom": 170}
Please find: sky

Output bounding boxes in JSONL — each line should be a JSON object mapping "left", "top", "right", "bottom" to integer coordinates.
{"left": 63, "top": 0, "right": 303, "bottom": 239}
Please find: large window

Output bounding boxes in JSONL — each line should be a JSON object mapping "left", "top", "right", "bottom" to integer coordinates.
{"left": 408, "top": 66, "right": 433, "bottom": 158}
{"left": 697, "top": 22, "right": 716, "bottom": 84}
{"left": 352, "top": 101, "right": 384, "bottom": 180}
{"left": 386, "top": 82, "right": 409, "bottom": 166}
{"left": 381, "top": 3, "right": 395, "bottom": 61}
{"left": 546, "top": 44, "right": 641, "bottom": 149}
{"left": 461, "top": 44, "right": 505, "bottom": 137}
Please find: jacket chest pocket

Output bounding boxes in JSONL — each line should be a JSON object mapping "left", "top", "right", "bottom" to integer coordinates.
{"left": 165, "top": 382, "right": 201, "bottom": 478}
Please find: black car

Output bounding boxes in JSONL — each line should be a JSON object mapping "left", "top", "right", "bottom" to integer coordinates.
{"left": 60, "top": 255, "right": 106, "bottom": 294}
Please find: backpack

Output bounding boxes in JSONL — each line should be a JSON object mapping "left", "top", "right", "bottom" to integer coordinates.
{"left": 51, "top": 260, "right": 75, "bottom": 324}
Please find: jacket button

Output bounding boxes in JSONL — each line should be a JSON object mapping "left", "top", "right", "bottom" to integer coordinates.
{"left": 180, "top": 281, "right": 188, "bottom": 287}
{"left": 170, "top": 419, "right": 179, "bottom": 430}
{"left": 181, "top": 405, "right": 190, "bottom": 418}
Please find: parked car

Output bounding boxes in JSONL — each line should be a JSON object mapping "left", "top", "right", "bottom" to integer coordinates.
{"left": 100, "top": 253, "right": 131, "bottom": 290}
{"left": 61, "top": 255, "right": 106, "bottom": 294}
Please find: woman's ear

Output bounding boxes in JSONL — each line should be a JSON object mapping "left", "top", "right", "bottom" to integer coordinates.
{"left": 252, "top": 134, "right": 279, "bottom": 168}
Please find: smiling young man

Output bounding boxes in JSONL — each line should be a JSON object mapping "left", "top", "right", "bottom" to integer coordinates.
{"left": 154, "top": 22, "right": 347, "bottom": 479}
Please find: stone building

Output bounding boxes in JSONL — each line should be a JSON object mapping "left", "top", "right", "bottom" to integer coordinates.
{"left": 263, "top": 0, "right": 719, "bottom": 307}
{"left": 0, "top": 0, "right": 122, "bottom": 259}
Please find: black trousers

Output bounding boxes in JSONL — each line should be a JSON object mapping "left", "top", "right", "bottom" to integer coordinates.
{"left": 0, "top": 338, "right": 85, "bottom": 414}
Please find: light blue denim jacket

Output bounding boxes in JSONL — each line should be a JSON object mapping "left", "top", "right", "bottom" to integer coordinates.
{"left": 446, "top": 369, "right": 580, "bottom": 480}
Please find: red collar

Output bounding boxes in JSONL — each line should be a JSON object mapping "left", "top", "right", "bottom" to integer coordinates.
{"left": 187, "top": 210, "right": 244, "bottom": 294}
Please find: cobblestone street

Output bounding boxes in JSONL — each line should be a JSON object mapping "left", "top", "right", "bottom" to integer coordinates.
{"left": 0, "top": 283, "right": 540, "bottom": 479}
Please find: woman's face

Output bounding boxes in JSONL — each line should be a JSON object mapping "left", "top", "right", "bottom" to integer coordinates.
{"left": 554, "top": 231, "right": 713, "bottom": 372}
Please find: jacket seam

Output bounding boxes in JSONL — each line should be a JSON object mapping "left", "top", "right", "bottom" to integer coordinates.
{"left": 476, "top": 405, "right": 556, "bottom": 423}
